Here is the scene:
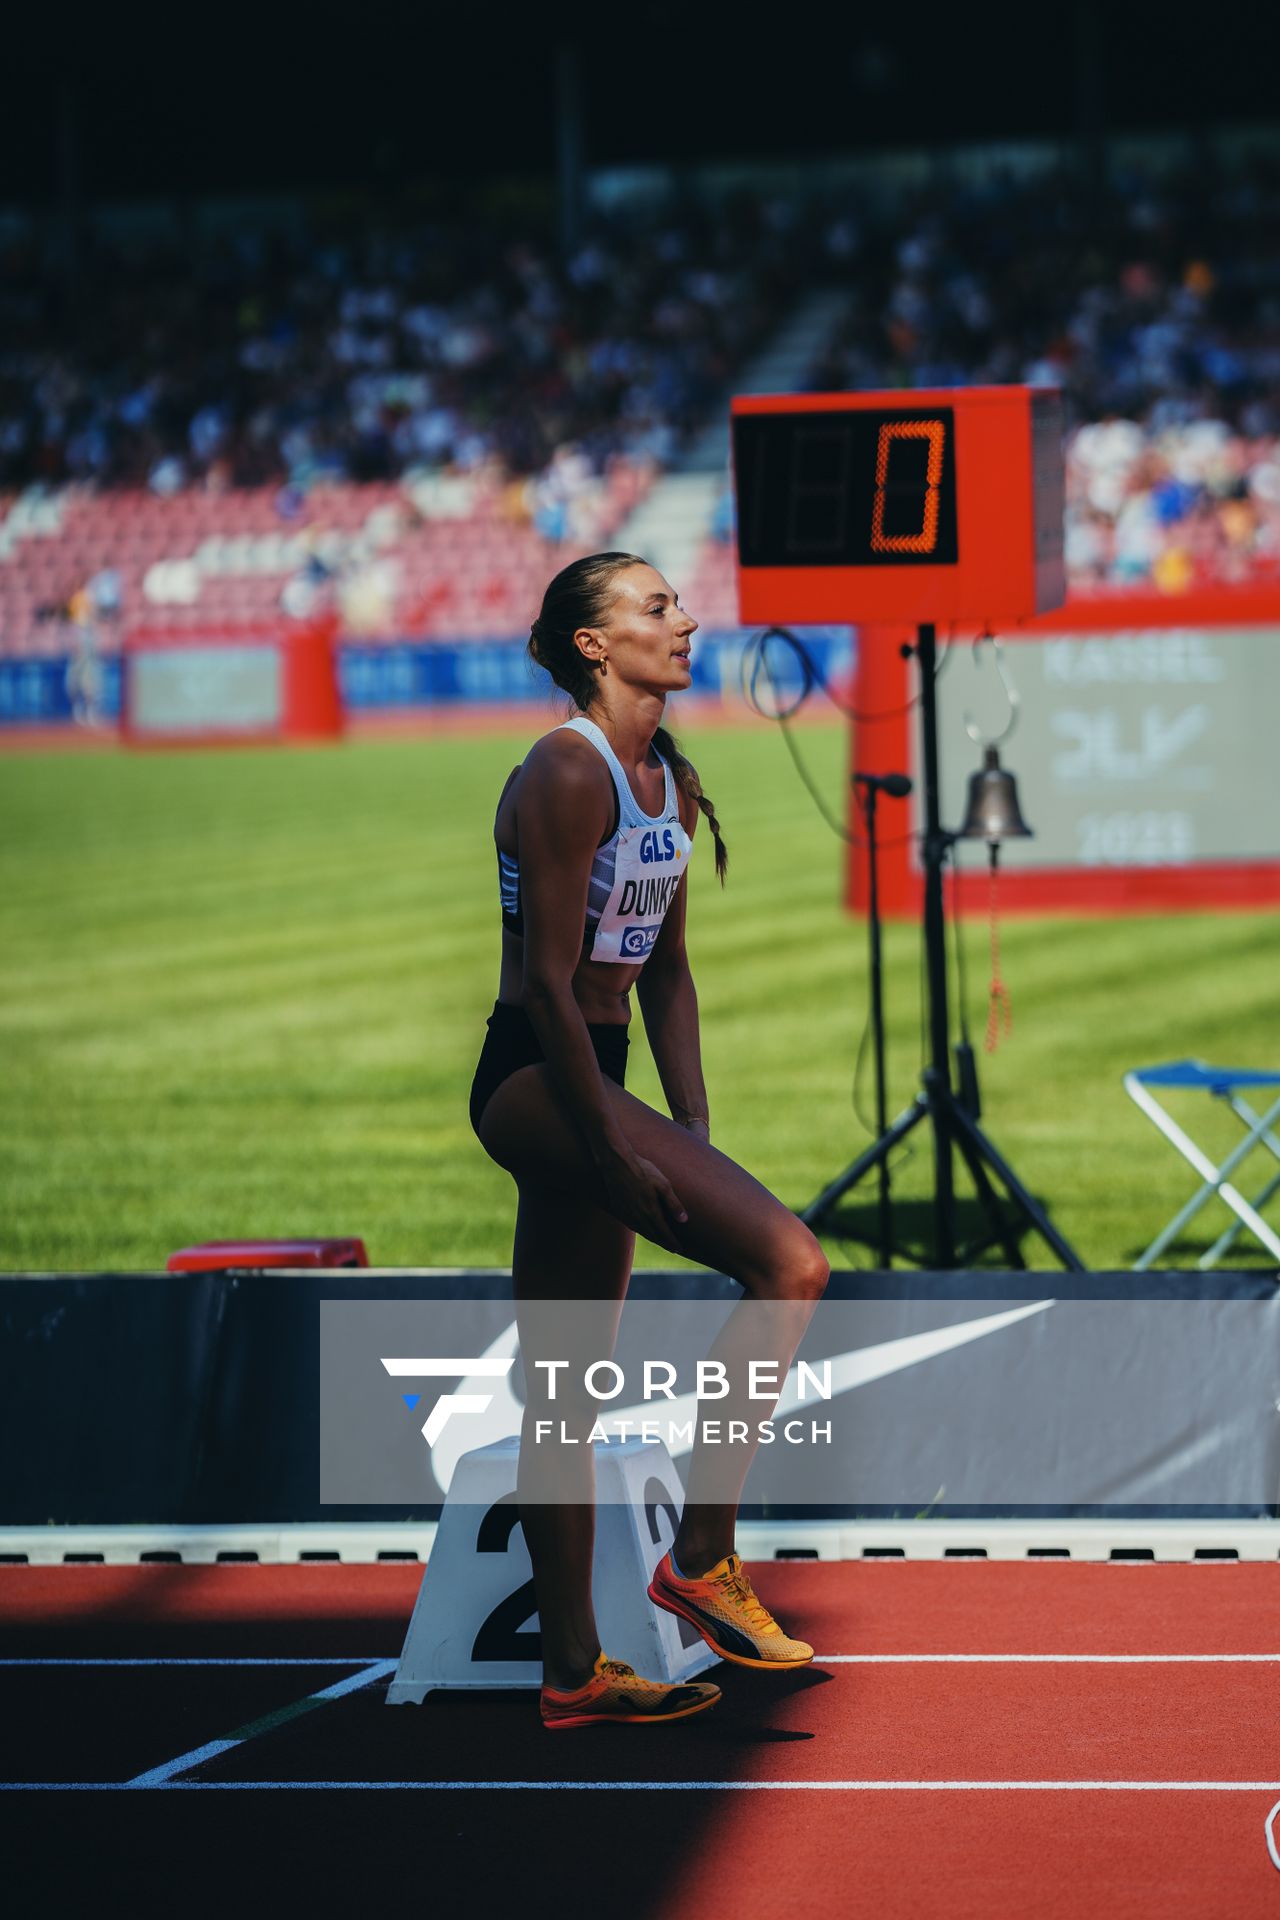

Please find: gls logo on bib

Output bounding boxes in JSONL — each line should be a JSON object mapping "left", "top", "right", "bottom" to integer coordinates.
{"left": 640, "top": 828, "right": 677, "bottom": 864}
{"left": 620, "top": 923, "right": 660, "bottom": 957}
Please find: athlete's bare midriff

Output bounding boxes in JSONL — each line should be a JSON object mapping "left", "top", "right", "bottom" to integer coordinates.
{"left": 496, "top": 923, "right": 638, "bottom": 1022}
{"left": 493, "top": 735, "right": 672, "bottom": 1021}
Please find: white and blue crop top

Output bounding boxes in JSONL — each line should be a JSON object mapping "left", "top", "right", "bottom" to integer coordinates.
{"left": 497, "top": 715, "right": 694, "bottom": 964}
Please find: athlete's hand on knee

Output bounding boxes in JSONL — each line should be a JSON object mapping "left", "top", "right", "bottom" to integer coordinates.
{"left": 598, "top": 1146, "right": 689, "bottom": 1244}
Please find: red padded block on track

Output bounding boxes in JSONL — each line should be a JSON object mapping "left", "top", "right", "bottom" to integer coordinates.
{"left": 166, "top": 1238, "right": 369, "bottom": 1271}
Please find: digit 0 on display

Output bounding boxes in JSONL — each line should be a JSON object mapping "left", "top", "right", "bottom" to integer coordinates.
{"left": 731, "top": 385, "right": 1066, "bottom": 626}
{"left": 870, "top": 419, "right": 946, "bottom": 553}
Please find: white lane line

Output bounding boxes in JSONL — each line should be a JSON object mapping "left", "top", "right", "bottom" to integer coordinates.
{"left": 6, "top": 1779, "right": 1280, "bottom": 1793}
{"left": 5, "top": 1653, "right": 1275, "bottom": 1668}
{"left": 124, "top": 1660, "right": 395, "bottom": 1787}
{"left": 1266, "top": 1799, "right": 1280, "bottom": 1873}
{"left": 811, "top": 1653, "right": 1280, "bottom": 1663}
{"left": 0, "top": 1658, "right": 388, "bottom": 1668}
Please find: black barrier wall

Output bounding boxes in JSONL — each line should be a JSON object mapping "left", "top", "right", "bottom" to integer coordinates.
{"left": 0, "top": 1270, "right": 1276, "bottom": 1526}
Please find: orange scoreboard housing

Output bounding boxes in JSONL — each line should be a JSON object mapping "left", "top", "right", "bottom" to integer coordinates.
{"left": 731, "top": 385, "right": 1065, "bottom": 628}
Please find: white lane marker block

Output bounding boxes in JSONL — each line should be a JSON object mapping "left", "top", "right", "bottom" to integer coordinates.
{"left": 387, "top": 1435, "right": 718, "bottom": 1702}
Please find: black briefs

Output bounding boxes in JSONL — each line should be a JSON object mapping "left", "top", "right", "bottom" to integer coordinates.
{"left": 469, "top": 999, "right": 629, "bottom": 1139}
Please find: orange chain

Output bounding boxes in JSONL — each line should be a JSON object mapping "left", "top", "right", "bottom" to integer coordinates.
{"left": 985, "top": 853, "right": 1013, "bottom": 1053}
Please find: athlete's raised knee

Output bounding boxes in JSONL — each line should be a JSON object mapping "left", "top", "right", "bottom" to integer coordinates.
{"left": 742, "top": 1225, "right": 829, "bottom": 1305}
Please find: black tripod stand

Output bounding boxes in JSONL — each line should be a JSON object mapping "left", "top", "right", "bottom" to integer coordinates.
{"left": 800, "top": 622, "right": 1083, "bottom": 1272}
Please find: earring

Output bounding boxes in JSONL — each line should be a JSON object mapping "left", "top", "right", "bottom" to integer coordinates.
{"left": 598, "top": 657, "right": 608, "bottom": 676}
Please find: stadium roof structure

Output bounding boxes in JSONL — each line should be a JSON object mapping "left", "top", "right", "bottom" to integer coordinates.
{"left": 5, "top": 0, "right": 1280, "bottom": 203}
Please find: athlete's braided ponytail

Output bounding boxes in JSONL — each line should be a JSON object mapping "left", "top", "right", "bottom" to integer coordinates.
{"left": 651, "top": 725, "right": 728, "bottom": 884}
{"left": 527, "top": 552, "right": 728, "bottom": 884}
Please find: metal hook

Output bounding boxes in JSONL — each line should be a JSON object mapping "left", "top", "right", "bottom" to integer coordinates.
{"left": 962, "top": 632, "right": 1020, "bottom": 747}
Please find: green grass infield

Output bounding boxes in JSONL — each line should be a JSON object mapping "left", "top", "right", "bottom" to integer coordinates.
{"left": 2, "top": 719, "right": 1276, "bottom": 1272}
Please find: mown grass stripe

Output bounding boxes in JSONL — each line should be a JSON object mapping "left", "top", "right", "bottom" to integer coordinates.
{"left": 2, "top": 724, "right": 1276, "bottom": 1271}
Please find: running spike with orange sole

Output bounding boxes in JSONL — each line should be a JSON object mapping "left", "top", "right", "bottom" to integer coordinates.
{"left": 539, "top": 1651, "right": 721, "bottom": 1730}
{"left": 648, "top": 1549, "right": 815, "bottom": 1670}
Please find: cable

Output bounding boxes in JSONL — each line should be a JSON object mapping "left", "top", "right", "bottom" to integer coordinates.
{"left": 740, "top": 623, "right": 955, "bottom": 726}
{"left": 742, "top": 631, "right": 916, "bottom": 850}
{"left": 742, "top": 621, "right": 925, "bottom": 1242}
{"left": 775, "top": 710, "right": 855, "bottom": 842}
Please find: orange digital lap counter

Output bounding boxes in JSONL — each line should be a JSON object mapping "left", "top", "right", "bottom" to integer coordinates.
{"left": 731, "top": 384, "right": 1066, "bottom": 627}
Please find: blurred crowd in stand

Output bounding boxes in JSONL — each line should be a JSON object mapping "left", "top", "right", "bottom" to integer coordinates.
{"left": 801, "top": 153, "right": 1280, "bottom": 591}
{"left": 2, "top": 146, "right": 1280, "bottom": 597}
{"left": 0, "top": 199, "right": 797, "bottom": 494}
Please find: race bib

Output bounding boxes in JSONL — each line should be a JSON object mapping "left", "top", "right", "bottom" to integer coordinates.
{"left": 587, "top": 818, "right": 693, "bottom": 964}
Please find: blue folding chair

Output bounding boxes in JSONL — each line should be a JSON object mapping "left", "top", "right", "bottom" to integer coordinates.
{"left": 1124, "top": 1059, "right": 1280, "bottom": 1270}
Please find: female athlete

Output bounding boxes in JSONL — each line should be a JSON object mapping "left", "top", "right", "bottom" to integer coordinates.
{"left": 469, "top": 550, "right": 830, "bottom": 1731}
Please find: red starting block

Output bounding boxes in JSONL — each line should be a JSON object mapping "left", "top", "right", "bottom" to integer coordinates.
{"left": 166, "top": 1238, "right": 369, "bottom": 1272}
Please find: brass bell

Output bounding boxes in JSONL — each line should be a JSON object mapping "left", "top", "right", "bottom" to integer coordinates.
{"left": 957, "top": 745, "right": 1033, "bottom": 844}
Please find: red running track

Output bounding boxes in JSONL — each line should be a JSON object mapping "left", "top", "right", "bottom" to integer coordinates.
{"left": 2, "top": 1559, "right": 1277, "bottom": 1916}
